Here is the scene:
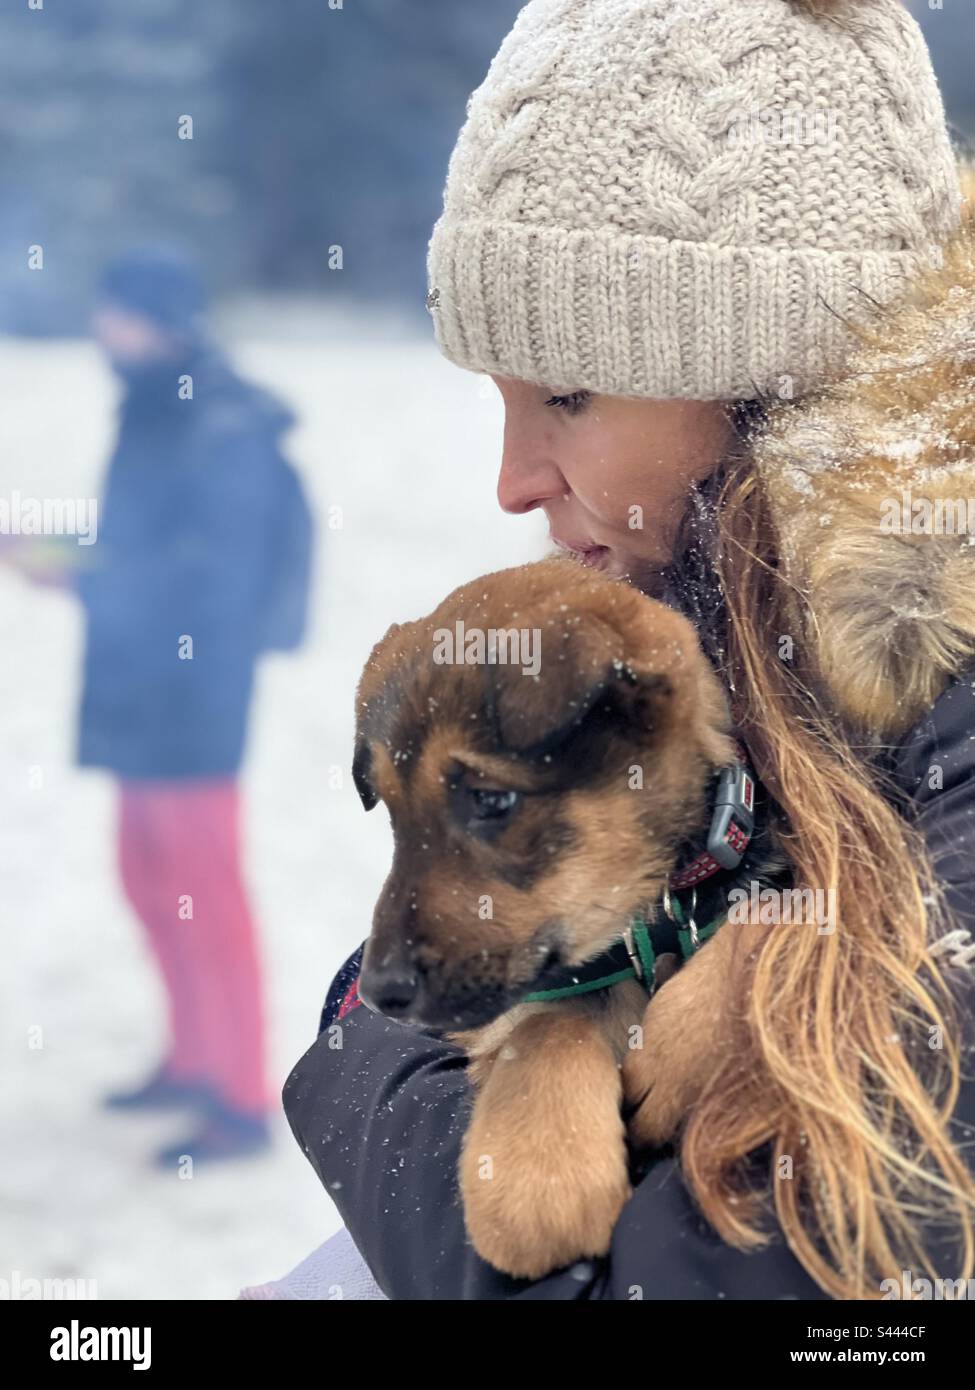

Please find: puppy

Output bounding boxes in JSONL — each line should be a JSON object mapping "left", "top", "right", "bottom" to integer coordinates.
{"left": 352, "top": 556, "right": 758, "bottom": 1278}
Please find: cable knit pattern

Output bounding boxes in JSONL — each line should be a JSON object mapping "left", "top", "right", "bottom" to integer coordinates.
{"left": 426, "top": 0, "right": 961, "bottom": 400}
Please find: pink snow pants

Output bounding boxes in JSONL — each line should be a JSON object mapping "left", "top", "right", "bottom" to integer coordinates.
{"left": 117, "top": 778, "right": 270, "bottom": 1116}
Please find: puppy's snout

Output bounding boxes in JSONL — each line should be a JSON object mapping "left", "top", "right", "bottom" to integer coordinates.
{"left": 358, "top": 961, "right": 419, "bottom": 1018}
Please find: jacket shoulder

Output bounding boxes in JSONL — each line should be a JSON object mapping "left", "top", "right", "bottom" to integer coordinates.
{"left": 888, "top": 665, "right": 975, "bottom": 944}
{"left": 189, "top": 351, "right": 295, "bottom": 449}
{"left": 888, "top": 665, "right": 975, "bottom": 806}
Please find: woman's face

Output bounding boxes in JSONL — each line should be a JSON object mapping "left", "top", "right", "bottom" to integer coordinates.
{"left": 490, "top": 376, "right": 734, "bottom": 590}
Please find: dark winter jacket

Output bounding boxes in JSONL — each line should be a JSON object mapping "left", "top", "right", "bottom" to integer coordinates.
{"left": 283, "top": 189, "right": 975, "bottom": 1298}
{"left": 76, "top": 343, "right": 296, "bottom": 779}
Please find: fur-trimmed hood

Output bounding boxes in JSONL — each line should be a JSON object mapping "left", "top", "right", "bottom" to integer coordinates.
{"left": 754, "top": 166, "right": 975, "bottom": 739}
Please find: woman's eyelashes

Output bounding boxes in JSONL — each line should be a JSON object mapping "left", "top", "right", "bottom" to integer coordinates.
{"left": 544, "top": 389, "right": 592, "bottom": 416}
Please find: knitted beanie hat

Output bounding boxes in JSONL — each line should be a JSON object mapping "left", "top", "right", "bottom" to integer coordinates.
{"left": 425, "top": 0, "right": 961, "bottom": 401}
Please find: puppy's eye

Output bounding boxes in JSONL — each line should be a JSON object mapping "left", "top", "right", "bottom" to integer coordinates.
{"left": 469, "top": 788, "right": 520, "bottom": 820}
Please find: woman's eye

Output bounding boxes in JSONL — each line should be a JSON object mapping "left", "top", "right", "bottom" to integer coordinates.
{"left": 469, "top": 788, "right": 520, "bottom": 820}
{"left": 544, "top": 390, "right": 591, "bottom": 416}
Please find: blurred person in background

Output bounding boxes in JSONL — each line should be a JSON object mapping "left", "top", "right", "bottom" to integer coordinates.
{"left": 76, "top": 246, "right": 312, "bottom": 1165}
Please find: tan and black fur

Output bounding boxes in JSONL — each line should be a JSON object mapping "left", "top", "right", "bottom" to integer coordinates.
{"left": 352, "top": 557, "right": 748, "bottom": 1277}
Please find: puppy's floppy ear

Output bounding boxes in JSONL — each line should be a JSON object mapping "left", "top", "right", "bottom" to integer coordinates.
{"left": 352, "top": 739, "right": 379, "bottom": 812}
{"left": 485, "top": 612, "right": 673, "bottom": 758}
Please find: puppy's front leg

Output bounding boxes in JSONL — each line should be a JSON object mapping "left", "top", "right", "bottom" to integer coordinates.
{"left": 459, "top": 1007, "right": 631, "bottom": 1280}
{"left": 622, "top": 922, "right": 741, "bottom": 1149}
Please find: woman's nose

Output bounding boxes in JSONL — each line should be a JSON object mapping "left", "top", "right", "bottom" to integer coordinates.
{"left": 496, "top": 446, "right": 564, "bottom": 515}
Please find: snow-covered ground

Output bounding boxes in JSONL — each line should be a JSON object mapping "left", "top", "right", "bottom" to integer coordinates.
{"left": 0, "top": 312, "right": 546, "bottom": 1299}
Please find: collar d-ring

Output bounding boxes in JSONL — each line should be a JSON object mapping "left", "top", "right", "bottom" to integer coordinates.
{"left": 663, "top": 881, "right": 699, "bottom": 949}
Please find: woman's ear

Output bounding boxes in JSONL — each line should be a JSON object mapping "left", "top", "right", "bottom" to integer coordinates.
{"left": 352, "top": 740, "right": 379, "bottom": 812}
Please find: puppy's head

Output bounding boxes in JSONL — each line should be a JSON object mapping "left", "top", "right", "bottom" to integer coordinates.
{"left": 354, "top": 557, "right": 734, "bottom": 1030}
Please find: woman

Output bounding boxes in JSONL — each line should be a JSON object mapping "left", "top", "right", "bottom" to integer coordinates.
{"left": 282, "top": 0, "right": 975, "bottom": 1298}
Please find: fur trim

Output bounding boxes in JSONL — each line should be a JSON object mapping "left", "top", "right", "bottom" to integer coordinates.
{"left": 754, "top": 166, "right": 975, "bottom": 737}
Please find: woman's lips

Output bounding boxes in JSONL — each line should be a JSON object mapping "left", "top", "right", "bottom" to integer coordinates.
{"left": 551, "top": 535, "right": 610, "bottom": 570}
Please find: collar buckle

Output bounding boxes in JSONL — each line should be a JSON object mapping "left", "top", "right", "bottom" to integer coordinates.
{"left": 706, "top": 759, "right": 755, "bottom": 871}
{"left": 671, "top": 743, "right": 756, "bottom": 891}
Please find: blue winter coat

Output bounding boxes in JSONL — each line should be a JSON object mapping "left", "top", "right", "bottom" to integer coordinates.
{"left": 76, "top": 344, "right": 296, "bottom": 779}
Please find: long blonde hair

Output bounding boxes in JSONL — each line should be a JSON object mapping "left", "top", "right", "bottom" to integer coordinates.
{"left": 670, "top": 443, "right": 975, "bottom": 1299}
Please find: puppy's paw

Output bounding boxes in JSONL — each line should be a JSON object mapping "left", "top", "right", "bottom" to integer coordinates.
{"left": 459, "top": 1113, "right": 631, "bottom": 1280}
{"left": 622, "top": 926, "right": 739, "bottom": 1150}
{"left": 621, "top": 1033, "right": 685, "bottom": 1150}
{"left": 621, "top": 973, "right": 712, "bottom": 1149}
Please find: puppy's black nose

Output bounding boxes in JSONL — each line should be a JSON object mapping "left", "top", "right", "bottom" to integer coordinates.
{"left": 358, "top": 965, "right": 419, "bottom": 1018}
